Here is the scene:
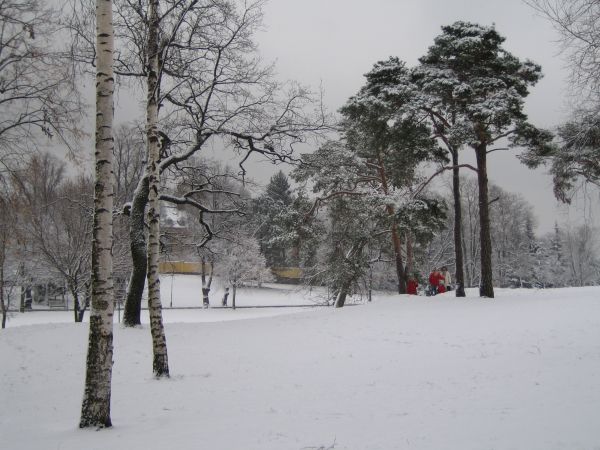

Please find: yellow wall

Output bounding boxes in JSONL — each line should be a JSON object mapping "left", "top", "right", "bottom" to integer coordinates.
{"left": 159, "top": 262, "right": 303, "bottom": 280}
{"left": 271, "top": 267, "right": 303, "bottom": 279}
{"left": 159, "top": 261, "right": 203, "bottom": 274}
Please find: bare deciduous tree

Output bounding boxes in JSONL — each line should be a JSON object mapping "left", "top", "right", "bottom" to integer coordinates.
{"left": 0, "top": 0, "right": 83, "bottom": 171}
{"left": 0, "top": 180, "right": 18, "bottom": 329}
{"left": 13, "top": 154, "right": 93, "bottom": 322}
{"left": 525, "top": 0, "right": 600, "bottom": 109}
{"left": 68, "top": 0, "right": 328, "bottom": 327}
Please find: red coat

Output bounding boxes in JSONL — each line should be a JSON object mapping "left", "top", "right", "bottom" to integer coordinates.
{"left": 428, "top": 271, "right": 446, "bottom": 294}
{"left": 407, "top": 279, "right": 418, "bottom": 295}
{"left": 428, "top": 272, "right": 438, "bottom": 286}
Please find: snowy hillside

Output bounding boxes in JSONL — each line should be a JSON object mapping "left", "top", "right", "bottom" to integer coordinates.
{"left": 1, "top": 277, "right": 599, "bottom": 450}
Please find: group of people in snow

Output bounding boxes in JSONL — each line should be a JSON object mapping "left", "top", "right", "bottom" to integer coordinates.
{"left": 406, "top": 266, "right": 452, "bottom": 296}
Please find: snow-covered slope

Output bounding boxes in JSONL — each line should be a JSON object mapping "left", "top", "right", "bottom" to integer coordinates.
{"left": 1, "top": 279, "right": 599, "bottom": 450}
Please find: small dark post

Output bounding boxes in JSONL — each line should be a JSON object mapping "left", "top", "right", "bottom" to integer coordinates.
{"left": 221, "top": 287, "right": 229, "bottom": 307}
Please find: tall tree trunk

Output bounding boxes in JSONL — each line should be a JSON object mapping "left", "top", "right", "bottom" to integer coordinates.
{"left": 123, "top": 176, "right": 149, "bottom": 326}
{"left": 222, "top": 287, "right": 229, "bottom": 307}
{"left": 232, "top": 285, "right": 236, "bottom": 310}
{"left": 391, "top": 224, "right": 407, "bottom": 294}
{"left": 18, "top": 262, "right": 25, "bottom": 312}
{"left": 376, "top": 154, "right": 407, "bottom": 293}
{"left": 80, "top": 0, "right": 115, "bottom": 428}
{"left": 69, "top": 283, "right": 81, "bottom": 323}
{"left": 20, "top": 284, "right": 25, "bottom": 313}
{"left": 201, "top": 257, "right": 213, "bottom": 307}
{"left": 78, "top": 282, "right": 90, "bottom": 323}
{"left": 1, "top": 265, "right": 6, "bottom": 329}
{"left": 451, "top": 149, "right": 466, "bottom": 297}
{"left": 334, "top": 240, "right": 365, "bottom": 308}
{"left": 406, "top": 233, "right": 413, "bottom": 275}
{"left": 146, "top": 0, "right": 169, "bottom": 378}
{"left": 474, "top": 144, "right": 494, "bottom": 298}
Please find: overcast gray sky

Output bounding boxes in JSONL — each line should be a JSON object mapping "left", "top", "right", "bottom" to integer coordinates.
{"left": 103, "top": 0, "right": 596, "bottom": 234}
{"left": 245, "top": 0, "right": 598, "bottom": 234}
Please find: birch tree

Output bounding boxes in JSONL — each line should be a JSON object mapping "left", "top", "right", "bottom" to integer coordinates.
{"left": 144, "top": 0, "right": 169, "bottom": 378}
{"left": 80, "top": 0, "right": 115, "bottom": 429}
{"left": 68, "top": 0, "right": 328, "bottom": 326}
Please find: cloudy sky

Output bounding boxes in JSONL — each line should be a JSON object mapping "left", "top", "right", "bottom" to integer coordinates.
{"left": 105, "top": 0, "right": 595, "bottom": 234}
{"left": 247, "top": 0, "right": 596, "bottom": 234}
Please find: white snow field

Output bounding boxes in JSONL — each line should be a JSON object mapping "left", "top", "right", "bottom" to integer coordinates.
{"left": 1, "top": 276, "right": 599, "bottom": 450}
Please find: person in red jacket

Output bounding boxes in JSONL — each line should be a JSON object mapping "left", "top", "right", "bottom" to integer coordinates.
{"left": 407, "top": 275, "right": 418, "bottom": 295}
{"left": 428, "top": 268, "right": 439, "bottom": 296}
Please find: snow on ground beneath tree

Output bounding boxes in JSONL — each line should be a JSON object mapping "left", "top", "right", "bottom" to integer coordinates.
{"left": 1, "top": 277, "right": 599, "bottom": 450}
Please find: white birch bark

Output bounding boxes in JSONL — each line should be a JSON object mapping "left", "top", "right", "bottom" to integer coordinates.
{"left": 80, "top": 0, "right": 115, "bottom": 428}
{"left": 146, "top": 0, "right": 169, "bottom": 377}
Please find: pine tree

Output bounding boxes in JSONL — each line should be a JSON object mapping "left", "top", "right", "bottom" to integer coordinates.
{"left": 255, "top": 171, "right": 293, "bottom": 267}
{"left": 321, "top": 197, "right": 377, "bottom": 308}
{"left": 419, "top": 22, "right": 547, "bottom": 298}
{"left": 265, "top": 171, "right": 293, "bottom": 205}
{"left": 293, "top": 138, "right": 446, "bottom": 304}
{"left": 521, "top": 117, "right": 600, "bottom": 202}
{"left": 339, "top": 59, "right": 442, "bottom": 293}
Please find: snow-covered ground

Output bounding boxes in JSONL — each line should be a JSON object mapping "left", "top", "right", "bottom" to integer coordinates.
{"left": 1, "top": 276, "right": 599, "bottom": 450}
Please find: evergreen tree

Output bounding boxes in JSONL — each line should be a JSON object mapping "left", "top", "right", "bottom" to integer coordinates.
{"left": 419, "top": 21, "right": 549, "bottom": 298}
{"left": 338, "top": 59, "right": 443, "bottom": 293}
{"left": 540, "top": 223, "right": 568, "bottom": 287}
{"left": 523, "top": 216, "right": 542, "bottom": 286}
{"left": 521, "top": 117, "right": 600, "bottom": 202}
{"left": 317, "top": 196, "right": 386, "bottom": 307}
{"left": 265, "top": 170, "right": 293, "bottom": 205}
{"left": 293, "top": 139, "right": 446, "bottom": 304}
{"left": 255, "top": 171, "right": 299, "bottom": 267}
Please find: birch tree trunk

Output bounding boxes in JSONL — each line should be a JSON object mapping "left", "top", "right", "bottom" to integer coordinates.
{"left": 146, "top": 0, "right": 169, "bottom": 377}
{"left": 80, "top": 0, "right": 115, "bottom": 428}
